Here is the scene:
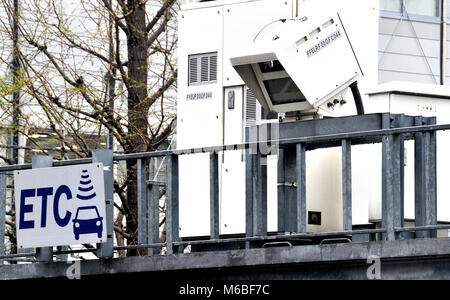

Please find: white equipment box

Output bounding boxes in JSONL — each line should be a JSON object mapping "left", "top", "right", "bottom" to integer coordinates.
{"left": 177, "top": 0, "right": 379, "bottom": 237}
{"left": 366, "top": 81, "right": 450, "bottom": 223}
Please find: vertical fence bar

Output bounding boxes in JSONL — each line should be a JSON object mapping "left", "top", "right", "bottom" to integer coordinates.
{"left": 394, "top": 115, "right": 406, "bottom": 229}
{"left": 32, "top": 156, "right": 53, "bottom": 263}
{"left": 427, "top": 117, "right": 438, "bottom": 238}
{"left": 415, "top": 116, "right": 426, "bottom": 238}
{"left": 342, "top": 139, "right": 352, "bottom": 231}
{"left": 93, "top": 150, "right": 114, "bottom": 259}
{"left": 210, "top": 153, "right": 219, "bottom": 240}
{"left": 245, "top": 127, "right": 255, "bottom": 248}
{"left": 380, "top": 114, "right": 390, "bottom": 241}
{"left": 245, "top": 147, "right": 254, "bottom": 248}
{"left": 426, "top": 118, "right": 437, "bottom": 237}
{"left": 254, "top": 153, "right": 267, "bottom": 236}
{"left": 399, "top": 117, "right": 406, "bottom": 226}
{"left": 255, "top": 124, "right": 271, "bottom": 237}
{"left": 382, "top": 134, "right": 393, "bottom": 240}
{"left": 148, "top": 182, "right": 160, "bottom": 256}
{"left": 414, "top": 117, "right": 437, "bottom": 238}
{"left": 382, "top": 134, "right": 403, "bottom": 240}
{"left": 166, "top": 154, "right": 179, "bottom": 254}
{"left": 137, "top": 158, "right": 147, "bottom": 247}
{"left": 277, "top": 148, "right": 286, "bottom": 233}
{"left": 55, "top": 246, "right": 68, "bottom": 262}
{"left": 296, "top": 143, "right": 307, "bottom": 233}
{"left": 0, "top": 173, "right": 6, "bottom": 265}
{"left": 424, "top": 134, "right": 435, "bottom": 234}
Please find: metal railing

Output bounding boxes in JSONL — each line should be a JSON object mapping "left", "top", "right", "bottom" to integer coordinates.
{"left": 1, "top": 119, "right": 450, "bottom": 263}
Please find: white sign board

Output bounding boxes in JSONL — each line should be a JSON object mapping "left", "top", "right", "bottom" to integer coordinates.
{"left": 14, "top": 163, "right": 107, "bottom": 249}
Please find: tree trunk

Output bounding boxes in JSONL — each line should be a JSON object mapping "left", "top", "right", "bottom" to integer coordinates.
{"left": 125, "top": 0, "right": 149, "bottom": 255}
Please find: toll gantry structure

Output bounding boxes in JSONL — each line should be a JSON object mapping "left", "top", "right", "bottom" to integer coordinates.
{"left": 2, "top": 0, "right": 450, "bottom": 280}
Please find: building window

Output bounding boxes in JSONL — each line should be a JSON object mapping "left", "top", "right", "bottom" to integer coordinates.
{"left": 447, "top": 0, "right": 450, "bottom": 18}
{"left": 380, "top": 0, "right": 402, "bottom": 13}
{"left": 380, "top": 0, "right": 439, "bottom": 18}
{"left": 188, "top": 52, "right": 218, "bottom": 86}
{"left": 406, "top": 0, "right": 439, "bottom": 17}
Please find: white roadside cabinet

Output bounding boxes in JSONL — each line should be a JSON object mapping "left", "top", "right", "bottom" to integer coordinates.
{"left": 177, "top": 0, "right": 379, "bottom": 237}
{"left": 366, "top": 82, "right": 450, "bottom": 225}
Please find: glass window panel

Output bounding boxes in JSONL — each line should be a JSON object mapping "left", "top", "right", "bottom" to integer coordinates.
{"left": 447, "top": 0, "right": 450, "bottom": 18}
{"left": 405, "top": 0, "right": 439, "bottom": 17}
{"left": 380, "top": 0, "right": 402, "bottom": 12}
{"left": 263, "top": 78, "right": 306, "bottom": 105}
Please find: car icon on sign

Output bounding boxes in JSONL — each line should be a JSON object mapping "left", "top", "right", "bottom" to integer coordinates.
{"left": 72, "top": 206, "right": 103, "bottom": 240}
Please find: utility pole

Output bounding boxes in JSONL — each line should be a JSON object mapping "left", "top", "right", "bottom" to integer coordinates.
{"left": 441, "top": 0, "right": 447, "bottom": 85}
{"left": 11, "top": 0, "right": 20, "bottom": 164}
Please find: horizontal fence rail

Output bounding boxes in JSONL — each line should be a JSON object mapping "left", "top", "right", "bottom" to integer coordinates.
{"left": 0, "top": 124, "right": 447, "bottom": 169}
{"left": 0, "top": 121, "right": 449, "bottom": 263}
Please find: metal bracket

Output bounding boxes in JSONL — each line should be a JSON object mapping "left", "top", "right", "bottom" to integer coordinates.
{"left": 320, "top": 238, "right": 352, "bottom": 245}
{"left": 146, "top": 180, "right": 166, "bottom": 187}
{"left": 277, "top": 182, "right": 297, "bottom": 188}
{"left": 262, "top": 241, "right": 293, "bottom": 248}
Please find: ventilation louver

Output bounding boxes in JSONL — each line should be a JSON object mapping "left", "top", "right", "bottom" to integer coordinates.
{"left": 189, "top": 57, "right": 198, "bottom": 85}
{"left": 188, "top": 52, "right": 218, "bottom": 86}
{"left": 245, "top": 87, "right": 258, "bottom": 127}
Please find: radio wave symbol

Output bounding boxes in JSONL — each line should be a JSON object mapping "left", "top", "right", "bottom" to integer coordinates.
{"left": 76, "top": 169, "right": 97, "bottom": 201}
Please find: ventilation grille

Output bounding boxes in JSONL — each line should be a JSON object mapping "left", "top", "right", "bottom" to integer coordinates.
{"left": 245, "top": 87, "right": 257, "bottom": 127}
{"left": 209, "top": 55, "right": 217, "bottom": 81}
{"left": 189, "top": 57, "right": 198, "bottom": 84}
{"left": 188, "top": 52, "right": 218, "bottom": 86}
{"left": 201, "top": 56, "right": 209, "bottom": 82}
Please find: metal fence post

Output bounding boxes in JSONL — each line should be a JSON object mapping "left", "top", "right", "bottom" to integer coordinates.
{"left": 427, "top": 117, "right": 438, "bottom": 237}
{"left": 254, "top": 152, "right": 267, "bottom": 237}
{"left": 415, "top": 117, "right": 437, "bottom": 238}
{"left": 342, "top": 139, "right": 352, "bottom": 231}
{"left": 296, "top": 143, "right": 307, "bottom": 233}
{"left": 166, "top": 154, "right": 179, "bottom": 254}
{"left": 382, "top": 133, "right": 403, "bottom": 240}
{"left": 393, "top": 115, "right": 406, "bottom": 229}
{"left": 147, "top": 182, "right": 160, "bottom": 256}
{"left": 245, "top": 127, "right": 256, "bottom": 248}
{"left": 92, "top": 150, "right": 114, "bottom": 259}
{"left": 415, "top": 116, "right": 426, "bottom": 238}
{"left": 255, "top": 124, "right": 271, "bottom": 237}
{"left": 0, "top": 173, "right": 6, "bottom": 265}
{"left": 137, "top": 159, "right": 147, "bottom": 247}
{"left": 210, "top": 153, "right": 219, "bottom": 240}
{"left": 32, "top": 155, "right": 53, "bottom": 263}
{"left": 245, "top": 146, "right": 254, "bottom": 249}
{"left": 277, "top": 148, "right": 285, "bottom": 233}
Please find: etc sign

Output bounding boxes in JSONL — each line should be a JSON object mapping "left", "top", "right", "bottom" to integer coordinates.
{"left": 14, "top": 163, "right": 107, "bottom": 249}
